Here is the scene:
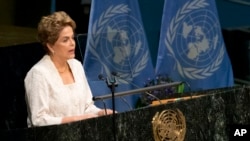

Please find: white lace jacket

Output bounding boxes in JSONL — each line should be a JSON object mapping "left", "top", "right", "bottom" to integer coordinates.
{"left": 24, "top": 55, "right": 101, "bottom": 127}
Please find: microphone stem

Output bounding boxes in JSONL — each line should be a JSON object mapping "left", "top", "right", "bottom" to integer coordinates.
{"left": 110, "top": 82, "right": 116, "bottom": 141}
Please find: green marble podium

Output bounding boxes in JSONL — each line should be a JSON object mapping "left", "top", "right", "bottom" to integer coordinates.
{"left": 1, "top": 85, "right": 250, "bottom": 141}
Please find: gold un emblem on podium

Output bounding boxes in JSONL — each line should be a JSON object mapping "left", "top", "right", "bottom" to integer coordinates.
{"left": 152, "top": 109, "right": 186, "bottom": 141}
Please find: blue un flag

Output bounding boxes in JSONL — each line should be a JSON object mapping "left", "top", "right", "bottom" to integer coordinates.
{"left": 83, "top": 0, "right": 155, "bottom": 112}
{"left": 155, "top": 0, "right": 234, "bottom": 91}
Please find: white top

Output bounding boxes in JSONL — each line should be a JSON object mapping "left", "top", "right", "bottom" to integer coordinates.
{"left": 24, "top": 55, "right": 101, "bottom": 127}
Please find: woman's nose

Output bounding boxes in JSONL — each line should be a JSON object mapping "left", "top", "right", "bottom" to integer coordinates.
{"left": 70, "top": 38, "right": 75, "bottom": 46}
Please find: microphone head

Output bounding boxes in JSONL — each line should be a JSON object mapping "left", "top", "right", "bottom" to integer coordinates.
{"left": 98, "top": 74, "right": 105, "bottom": 80}
{"left": 111, "top": 71, "right": 120, "bottom": 77}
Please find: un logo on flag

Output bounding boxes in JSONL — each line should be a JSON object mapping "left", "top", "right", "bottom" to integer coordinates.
{"left": 88, "top": 4, "right": 148, "bottom": 82}
{"left": 165, "top": 0, "right": 224, "bottom": 79}
{"left": 178, "top": 10, "right": 221, "bottom": 67}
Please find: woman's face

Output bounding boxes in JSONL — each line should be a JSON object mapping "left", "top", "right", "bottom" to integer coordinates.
{"left": 48, "top": 25, "right": 75, "bottom": 60}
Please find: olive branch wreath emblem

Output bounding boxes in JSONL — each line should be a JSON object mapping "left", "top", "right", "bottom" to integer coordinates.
{"left": 88, "top": 4, "right": 149, "bottom": 83}
{"left": 165, "top": 0, "right": 224, "bottom": 79}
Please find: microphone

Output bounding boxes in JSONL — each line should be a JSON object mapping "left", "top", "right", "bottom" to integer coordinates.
{"left": 93, "top": 74, "right": 110, "bottom": 102}
{"left": 98, "top": 74, "right": 106, "bottom": 81}
{"left": 96, "top": 74, "right": 110, "bottom": 113}
{"left": 111, "top": 72, "right": 163, "bottom": 106}
{"left": 96, "top": 73, "right": 132, "bottom": 110}
{"left": 98, "top": 74, "right": 118, "bottom": 87}
{"left": 97, "top": 74, "right": 117, "bottom": 141}
{"left": 111, "top": 71, "right": 119, "bottom": 76}
{"left": 109, "top": 72, "right": 118, "bottom": 86}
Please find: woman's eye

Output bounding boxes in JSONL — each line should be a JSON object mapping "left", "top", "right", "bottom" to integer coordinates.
{"left": 63, "top": 38, "right": 68, "bottom": 42}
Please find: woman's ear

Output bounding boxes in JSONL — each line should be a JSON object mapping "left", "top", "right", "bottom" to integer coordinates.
{"left": 47, "top": 43, "right": 54, "bottom": 54}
